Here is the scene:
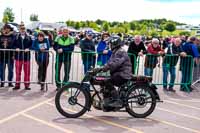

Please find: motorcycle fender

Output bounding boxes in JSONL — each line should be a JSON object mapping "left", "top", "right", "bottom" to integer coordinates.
{"left": 149, "top": 84, "right": 161, "bottom": 101}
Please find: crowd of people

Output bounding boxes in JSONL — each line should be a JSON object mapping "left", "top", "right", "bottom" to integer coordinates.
{"left": 0, "top": 23, "right": 199, "bottom": 92}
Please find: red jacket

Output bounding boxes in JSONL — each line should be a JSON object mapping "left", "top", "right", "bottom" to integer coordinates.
{"left": 144, "top": 44, "right": 163, "bottom": 68}
{"left": 147, "top": 43, "right": 162, "bottom": 54}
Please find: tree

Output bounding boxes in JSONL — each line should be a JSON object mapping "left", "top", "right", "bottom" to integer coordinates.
{"left": 121, "top": 23, "right": 129, "bottom": 33}
{"left": 80, "top": 21, "right": 86, "bottom": 27}
{"left": 30, "top": 14, "right": 39, "bottom": 21}
{"left": 179, "top": 31, "right": 191, "bottom": 36}
{"left": 164, "top": 22, "right": 176, "bottom": 32}
{"left": 2, "top": 15, "right": 9, "bottom": 23}
{"left": 86, "top": 20, "right": 90, "bottom": 27}
{"left": 70, "top": 21, "right": 75, "bottom": 27}
{"left": 102, "top": 22, "right": 109, "bottom": 31}
{"left": 66, "top": 20, "right": 75, "bottom": 27}
{"left": 66, "top": 20, "right": 71, "bottom": 26}
{"left": 150, "top": 30, "right": 159, "bottom": 37}
{"left": 110, "top": 21, "right": 119, "bottom": 27}
{"left": 109, "top": 27, "right": 125, "bottom": 33}
{"left": 3, "top": 7, "right": 15, "bottom": 22}
{"left": 95, "top": 19, "right": 103, "bottom": 25}
{"left": 63, "top": 19, "right": 184, "bottom": 35}
{"left": 88, "top": 22, "right": 98, "bottom": 30}
{"left": 130, "top": 21, "right": 136, "bottom": 31}
{"left": 75, "top": 22, "right": 80, "bottom": 29}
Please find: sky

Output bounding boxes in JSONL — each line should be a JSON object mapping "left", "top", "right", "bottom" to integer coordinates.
{"left": 0, "top": 0, "right": 200, "bottom": 25}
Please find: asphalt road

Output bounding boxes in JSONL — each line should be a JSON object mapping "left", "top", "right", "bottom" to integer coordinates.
{"left": 0, "top": 46, "right": 200, "bottom": 133}
{"left": 0, "top": 82, "right": 200, "bottom": 133}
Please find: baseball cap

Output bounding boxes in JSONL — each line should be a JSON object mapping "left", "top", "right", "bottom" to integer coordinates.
{"left": 86, "top": 30, "right": 93, "bottom": 36}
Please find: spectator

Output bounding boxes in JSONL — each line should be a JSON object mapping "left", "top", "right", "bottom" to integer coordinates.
{"left": 13, "top": 25, "right": 32, "bottom": 90}
{"left": 128, "top": 35, "right": 146, "bottom": 74}
{"left": 196, "top": 38, "right": 200, "bottom": 53}
{"left": 80, "top": 31, "right": 96, "bottom": 74}
{"left": 32, "top": 32, "right": 50, "bottom": 91}
{"left": 97, "top": 32, "right": 111, "bottom": 66}
{"left": 54, "top": 28, "right": 75, "bottom": 90}
{"left": 0, "top": 24, "right": 15, "bottom": 87}
{"left": 78, "top": 31, "right": 85, "bottom": 40}
{"left": 180, "top": 37, "right": 199, "bottom": 92}
{"left": 57, "top": 28, "right": 63, "bottom": 36}
{"left": 162, "top": 38, "right": 186, "bottom": 92}
{"left": 33, "top": 27, "right": 40, "bottom": 39}
{"left": 180, "top": 35, "right": 187, "bottom": 45}
{"left": 192, "top": 38, "right": 200, "bottom": 86}
{"left": 162, "top": 37, "right": 171, "bottom": 49}
{"left": 144, "top": 38, "right": 163, "bottom": 76}
{"left": 52, "top": 28, "right": 57, "bottom": 41}
{"left": 74, "top": 31, "right": 85, "bottom": 45}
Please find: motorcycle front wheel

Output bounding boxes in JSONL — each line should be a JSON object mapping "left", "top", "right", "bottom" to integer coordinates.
{"left": 55, "top": 83, "right": 90, "bottom": 118}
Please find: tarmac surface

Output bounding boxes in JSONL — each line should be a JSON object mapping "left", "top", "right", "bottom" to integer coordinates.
{"left": 0, "top": 46, "right": 200, "bottom": 133}
{"left": 0, "top": 84, "right": 200, "bottom": 133}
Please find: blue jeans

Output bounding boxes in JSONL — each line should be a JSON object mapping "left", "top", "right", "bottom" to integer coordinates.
{"left": 162, "top": 64, "right": 176, "bottom": 88}
{"left": 0, "top": 60, "right": 14, "bottom": 82}
{"left": 83, "top": 60, "right": 95, "bottom": 74}
{"left": 144, "top": 68, "right": 153, "bottom": 76}
{"left": 181, "top": 64, "right": 192, "bottom": 90}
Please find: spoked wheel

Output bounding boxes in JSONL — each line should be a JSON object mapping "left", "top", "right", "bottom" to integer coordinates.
{"left": 126, "top": 85, "right": 156, "bottom": 118}
{"left": 55, "top": 83, "right": 90, "bottom": 118}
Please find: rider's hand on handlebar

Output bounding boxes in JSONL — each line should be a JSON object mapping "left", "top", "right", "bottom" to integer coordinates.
{"left": 93, "top": 68, "right": 103, "bottom": 74}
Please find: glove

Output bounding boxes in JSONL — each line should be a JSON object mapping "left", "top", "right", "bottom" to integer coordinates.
{"left": 102, "top": 65, "right": 109, "bottom": 72}
{"left": 93, "top": 68, "right": 103, "bottom": 74}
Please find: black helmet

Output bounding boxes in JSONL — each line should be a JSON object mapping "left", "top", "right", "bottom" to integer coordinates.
{"left": 109, "top": 35, "right": 122, "bottom": 51}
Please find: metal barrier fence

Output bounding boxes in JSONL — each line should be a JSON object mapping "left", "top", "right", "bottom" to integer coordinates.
{"left": 192, "top": 57, "right": 200, "bottom": 89}
{"left": 136, "top": 54, "right": 194, "bottom": 92}
{"left": 55, "top": 51, "right": 195, "bottom": 92}
{"left": 0, "top": 49, "right": 54, "bottom": 89}
{"left": 0, "top": 49, "right": 196, "bottom": 92}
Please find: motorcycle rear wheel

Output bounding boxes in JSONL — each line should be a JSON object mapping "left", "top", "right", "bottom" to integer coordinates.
{"left": 126, "top": 85, "right": 156, "bottom": 118}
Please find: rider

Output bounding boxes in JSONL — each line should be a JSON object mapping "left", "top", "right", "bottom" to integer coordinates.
{"left": 98, "top": 35, "right": 132, "bottom": 107}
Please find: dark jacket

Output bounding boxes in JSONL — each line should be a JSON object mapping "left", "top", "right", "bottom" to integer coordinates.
{"left": 0, "top": 31, "right": 15, "bottom": 61}
{"left": 127, "top": 41, "right": 146, "bottom": 58}
{"left": 127, "top": 41, "right": 146, "bottom": 66}
{"left": 14, "top": 33, "right": 32, "bottom": 61}
{"left": 103, "top": 48, "right": 132, "bottom": 80}
{"left": 162, "top": 39, "right": 171, "bottom": 49}
{"left": 197, "top": 45, "right": 200, "bottom": 54}
{"left": 163, "top": 43, "right": 183, "bottom": 66}
{"left": 80, "top": 38, "right": 96, "bottom": 62}
{"left": 32, "top": 38, "right": 50, "bottom": 62}
{"left": 97, "top": 40, "right": 112, "bottom": 66}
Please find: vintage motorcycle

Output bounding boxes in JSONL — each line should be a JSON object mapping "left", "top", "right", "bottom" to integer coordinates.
{"left": 55, "top": 67, "right": 162, "bottom": 118}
